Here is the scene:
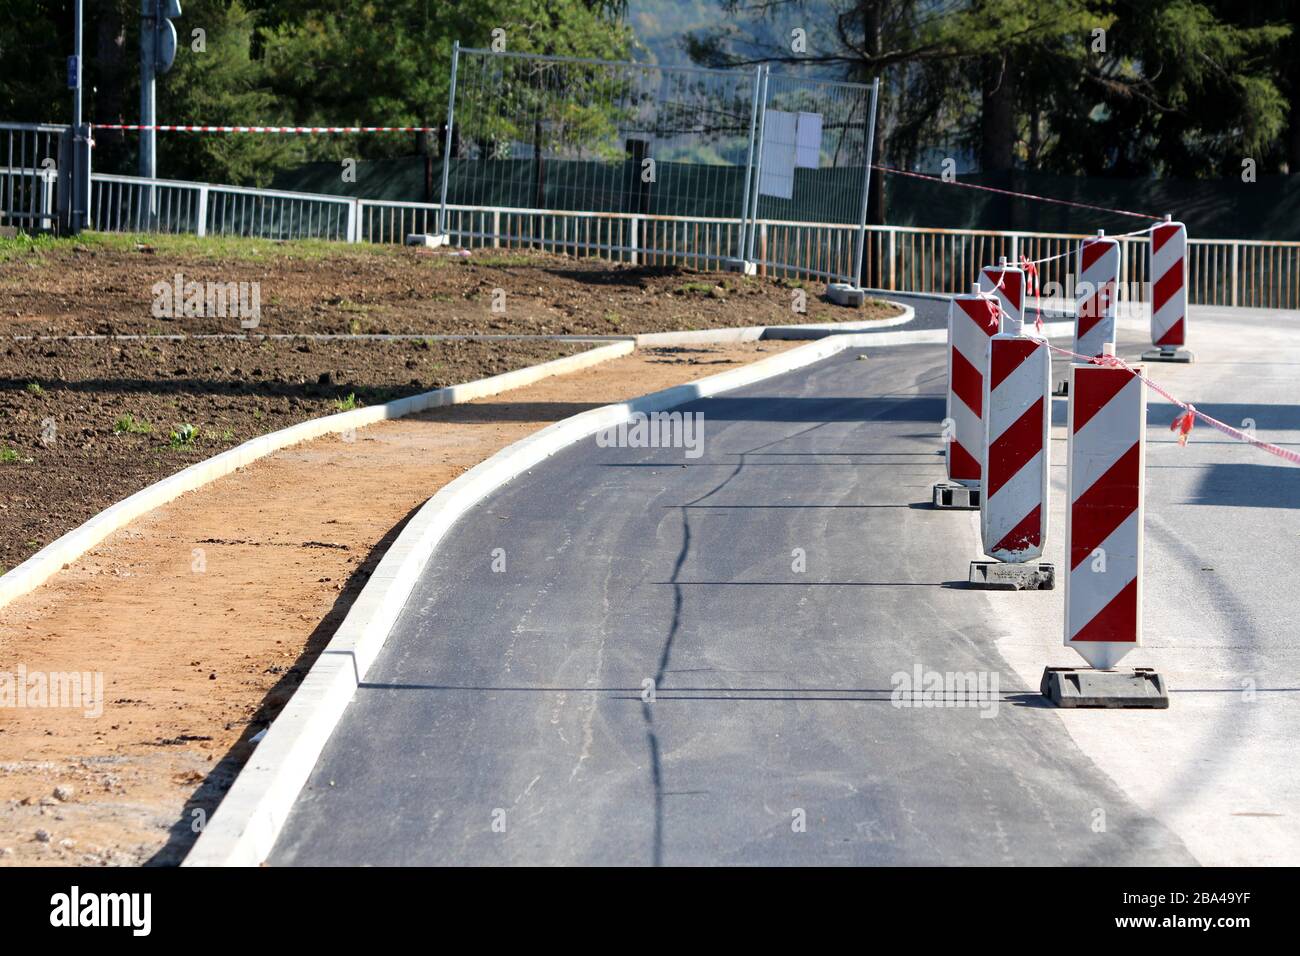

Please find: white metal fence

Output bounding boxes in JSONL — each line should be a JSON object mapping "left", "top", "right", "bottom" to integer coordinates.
{"left": 89, "top": 174, "right": 359, "bottom": 241}
{"left": 1, "top": 123, "right": 65, "bottom": 230}
{"left": 6, "top": 167, "right": 1295, "bottom": 310}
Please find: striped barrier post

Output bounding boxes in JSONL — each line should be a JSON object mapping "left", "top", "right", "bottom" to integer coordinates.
{"left": 1143, "top": 217, "right": 1194, "bottom": 363}
{"left": 1074, "top": 231, "right": 1120, "bottom": 358}
{"left": 1066, "top": 348, "right": 1145, "bottom": 668}
{"left": 1042, "top": 344, "right": 1166, "bottom": 707}
{"left": 979, "top": 258, "right": 1024, "bottom": 334}
{"left": 934, "top": 284, "right": 998, "bottom": 509}
{"left": 969, "top": 330, "right": 1053, "bottom": 589}
{"left": 1054, "top": 231, "right": 1120, "bottom": 397}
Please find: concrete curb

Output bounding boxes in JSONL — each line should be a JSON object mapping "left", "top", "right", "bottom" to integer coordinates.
{"left": 0, "top": 341, "right": 633, "bottom": 612}
{"left": 795, "top": 318, "right": 1075, "bottom": 349}
{"left": 182, "top": 332, "right": 869, "bottom": 866}
{"left": 632, "top": 300, "right": 915, "bottom": 347}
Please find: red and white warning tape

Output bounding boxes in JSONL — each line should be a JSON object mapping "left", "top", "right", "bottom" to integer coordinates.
{"left": 1037, "top": 342, "right": 1300, "bottom": 466}
{"left": 979, "top": 263, "right": 1024, "bottom": 334}
{"left": 93, "top": 124, "right": 436, "bottom": 133}
{"left": 871, "top": 164, "right": 1165, "bottom": 222}
{"left": 972, "top": 271, "right": 1296, "bottom": 466}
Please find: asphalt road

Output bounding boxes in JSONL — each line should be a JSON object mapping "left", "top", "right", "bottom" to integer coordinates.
{"left": 871, "top": 291, "right": 950, "bottom": 330}
{"left": 262, "top": 315, "right": 1282, "bottom": 866}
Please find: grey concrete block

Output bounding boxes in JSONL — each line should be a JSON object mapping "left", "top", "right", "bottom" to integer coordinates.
{"left": 1141, "top": 347, "right": 1195, "bottom": 363}
{"left": 721, "top": 257, "right": 757, "bottom": 275}
{"left": 1040, "top": 666, "right": 1169, "bottom": 709}
{"left": 932, "top": 481, "right": 979, "bottom": 509}
{"left": 826, "top": 283, "right": 866, "bottom": 307}
{"left": 406, "top": 233, "right": 450, "bottom": 248}
{"left": 969, "top": 560, "right": 1055, "bottom": 590}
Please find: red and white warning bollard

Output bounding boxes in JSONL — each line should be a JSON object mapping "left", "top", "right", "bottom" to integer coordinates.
{"left": 1054, "top": 231, "right": 1121, "bottom": 397}
{"left": 934, "top": 284, "right": 999, "bottom": 509}
{"left": 979, "top": 258, "right": 1024, "bottom": 333}
{"left": 1074, "top": 231, "right": 1120, "bottom": 359}
{"left": 1042, "top": 344, "right": 1167, "bottom": 706}
{"left": 1143, "top": 217, "right": 1194, "bottom": 363}
{"left": 969, "top": 329, "right": 1053, "bottom": 589}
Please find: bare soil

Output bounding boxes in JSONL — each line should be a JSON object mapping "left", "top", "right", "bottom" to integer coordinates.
{"left": 0, "top": 240, "right": 899, "bottom": 572}
{"left": 0, "top": 240, "right": 898, "bottom": 338}
{"left": 0, "top": 340, "right": 796, "bottom": 866}
{"left": 0, "top": 337, "right": 585, "bottom": 572}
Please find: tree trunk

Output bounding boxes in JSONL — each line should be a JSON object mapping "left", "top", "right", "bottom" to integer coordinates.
{"left": 980, "top": 53, "right": 1016, "bottom": 173}
{"left": 418, "top": 130, "right": 430, "bottom": 204}
{"left": 92, "top": 0, "right": 128, "bottom": 169}
{"left": 1288, "top": 6, "right": 1300, "bottom": 172}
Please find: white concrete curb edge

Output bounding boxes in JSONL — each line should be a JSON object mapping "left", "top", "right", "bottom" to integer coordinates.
{"left": 804, "top": 318, "right": 1075, "bottom": 349}
{"left": 182, "top": 332, "right": 866, "bottom": 866}
{"left": 0, "top": 341, "right": 634, "bottom": 612}
{"left": 633, "top": 300, "right": 915, "bottom": 347}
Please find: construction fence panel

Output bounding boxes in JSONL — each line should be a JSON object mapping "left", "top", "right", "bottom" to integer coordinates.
{"left": 746, "top": 72, "right": 877, "bottom": 284}
{"left": 443, "top": 47, "right": 762, "bottom": 269}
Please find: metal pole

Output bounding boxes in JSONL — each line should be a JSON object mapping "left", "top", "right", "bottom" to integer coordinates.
{"left": 72, "top": 0, "right": 83, "bottom": 129}
{"left": 69, "top": 0, "right": 86, "bottom": 232}
{"left": 735, "top": 64, "right": 762, "bottom": 263}
{"left": 437, "top": 40, "right": 460, "bottom": 238}
{"left": 139, "top": 0, "right": 156, "bottom": 180}
{"left": 745, "top": 65, "right": 770, "bottom": 263}
{"left": 852, "top": 77, "right": 880, "bottom": 289}
{"left": 139, "top": 0, "right": 158, "bottom": 229}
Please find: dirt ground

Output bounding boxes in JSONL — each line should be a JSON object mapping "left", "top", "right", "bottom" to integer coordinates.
{"left": 0, "top": 337, "right": 585, "bottom": 573}
{"left": 0, "top": 340, "right": 797, "bottom": 866}
{"left": 0, "top": 235, "right": 898, "bottom": 338}
{"left": 0, "top": 237, "right": 899, "bottom": 572}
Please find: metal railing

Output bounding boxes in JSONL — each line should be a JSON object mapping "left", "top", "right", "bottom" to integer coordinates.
{"left": 28, "top": 171, "right": 1298, "bottom": 310}
{"left": 1, "top": 123, "right": 66, "bottom": 230}
{"left": 89, "top": 174, "right": 359, "bottom": 241}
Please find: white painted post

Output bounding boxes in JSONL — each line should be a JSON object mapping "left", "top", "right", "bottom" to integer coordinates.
{"left": 1230, "top": 242, "right": 1239, "bottom": 307}
{"left": 196, "top": 185, "right": 208, "bottom": 238}
{"left": 887, "top": 229, "right": 896, "bottom": 290}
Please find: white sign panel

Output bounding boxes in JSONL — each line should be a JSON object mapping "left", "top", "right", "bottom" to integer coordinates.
{"left": 795, "top": 111, "right": 822, "bottom": 168}
{"left": 759, "top": 109, "right": 797, "bottom": 200}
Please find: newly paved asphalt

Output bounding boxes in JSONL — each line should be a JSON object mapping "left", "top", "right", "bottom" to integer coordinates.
{"left": 269, "top": 314, "right": 1221, "bottom": 866}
